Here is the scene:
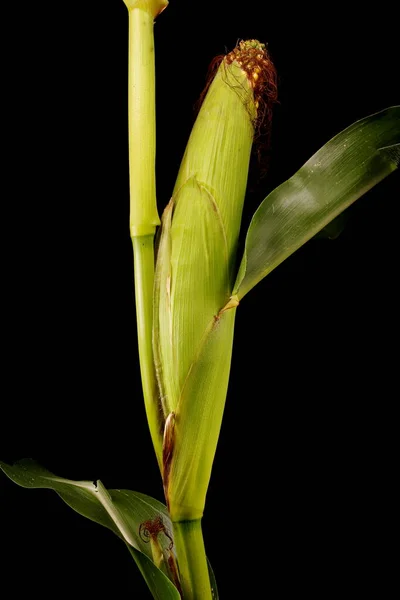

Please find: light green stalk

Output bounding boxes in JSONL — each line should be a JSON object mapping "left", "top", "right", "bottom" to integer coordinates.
{"left": 173, "top": 520, "right": 211, "bottom": 600}
{"left": 123, "top": 0, "right": 168, "bottom": 468}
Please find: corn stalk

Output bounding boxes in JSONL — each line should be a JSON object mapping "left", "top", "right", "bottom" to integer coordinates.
{"left": 124, "top": 0, "right": 168, "bottom": 469}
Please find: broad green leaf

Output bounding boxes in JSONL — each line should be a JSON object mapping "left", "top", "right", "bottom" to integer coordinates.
{"left": 126, "top": 545, "right": 181, "bottom": 600}
{"left": 126, "top": 546, "right": 181, "bottom": 600}
{"left": 0, "top": 459, "right": 180, "bottom": 600}
{"left": 234, "top": 106, "right": 400, "bottom": 299}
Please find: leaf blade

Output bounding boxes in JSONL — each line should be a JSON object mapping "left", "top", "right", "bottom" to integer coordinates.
{"left": 234, "top": 106, "right": 400, "bottom": 299}
{"left": 0, "top": 459, "right": 181, "bottom": 599}
{"left": 126, "top": 545, "right": 181, "bottom": 600}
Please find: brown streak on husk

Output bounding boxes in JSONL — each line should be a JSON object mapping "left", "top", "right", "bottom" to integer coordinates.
{"left": 162, "top": 412, "right": 176, "bottom": 508}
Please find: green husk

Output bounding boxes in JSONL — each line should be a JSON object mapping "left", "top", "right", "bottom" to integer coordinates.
{"left": 154, "top": 41, "right": 275, "bottom": 520}
{"left": 152, "top": 40, "right": 276, "bottom": 598}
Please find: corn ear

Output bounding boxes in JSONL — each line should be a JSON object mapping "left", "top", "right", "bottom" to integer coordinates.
{"left": 154, "top": 41, "right": 277, "bottom": 520}
{"left": 172, "top": 59, "right": 255, "bottom": 280}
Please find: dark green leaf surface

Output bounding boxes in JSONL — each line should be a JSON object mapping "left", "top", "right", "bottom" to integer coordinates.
{"left": 0, "top": 459, "right": 180, "bottom": 600}
{"left": 234, "top": 106, "right": 400, "bottom": 299}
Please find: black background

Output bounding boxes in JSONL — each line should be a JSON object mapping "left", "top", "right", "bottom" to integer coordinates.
{"left": 1, "top": 1, "right": 398, "bottom": 598}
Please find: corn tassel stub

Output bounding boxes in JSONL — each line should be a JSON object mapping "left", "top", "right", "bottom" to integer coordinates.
{"left": 154, "top": 41, "right": 277, "bottom": 520}
{"left": 123, "top": 0, "right": 168, "bottom": 18}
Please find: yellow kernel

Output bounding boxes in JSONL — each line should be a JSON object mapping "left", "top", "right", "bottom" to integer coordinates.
{"left": 252, "top": 72, "right": 259, "bottom": 81}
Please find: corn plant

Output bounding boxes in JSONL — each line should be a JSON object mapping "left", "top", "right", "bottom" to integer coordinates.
{"left": 1, "top": 1, "right": 399, "bottom": 598}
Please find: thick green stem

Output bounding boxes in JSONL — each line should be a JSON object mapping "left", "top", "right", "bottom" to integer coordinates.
{"left": 125, "top": 3, "right": 163, "bottom": 467}
{"left": 132, "top": 235, "right": 163, "bottom": 468}
{"left": 173, "top": 520, "right": 212, "bottom": 600}
{"left": 128, "top": 8, "right": 160, "bottom": 236}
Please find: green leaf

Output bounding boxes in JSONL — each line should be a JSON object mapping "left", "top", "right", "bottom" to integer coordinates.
{"left": 0, "top": 459, "right": 181, "bottom": 600}
{"left": 233, "top": 106, "right": 400, "bottom": 299}
{"left": 126, "top": 546, "right": 181, "bottom": 600}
